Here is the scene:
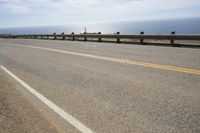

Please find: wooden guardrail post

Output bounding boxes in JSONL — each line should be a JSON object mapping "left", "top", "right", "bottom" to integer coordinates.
{"left": 62, "top": 32, "right": 65, "bottom": 40}
{"left": 98, "top": 32, "right": 101, "bottom": 42}
{"left": 116, "top": 32, "right": 120, "bottom": 43}
{"left": 140, "top": 32, "right": 144, "bottom": 44}
{"left": 84, "top": 32, "right": 87, "bottom": 41}
{"left": 71, "top": 32, "right": 75, "bottom": 41}
{"left": 171, "top": 31, "right": 175, "bottom": 46}
{"left": 53, "top": 32, "right": 57, "bottom": 40}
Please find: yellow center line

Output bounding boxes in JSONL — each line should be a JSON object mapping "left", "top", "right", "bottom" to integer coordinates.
{"left": 1, "top": 42, "right": 200, "bottom": 75}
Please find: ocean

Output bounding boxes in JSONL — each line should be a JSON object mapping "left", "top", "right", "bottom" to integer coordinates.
{"left": 0, "top": 17, "right": 200, "bottom": 35}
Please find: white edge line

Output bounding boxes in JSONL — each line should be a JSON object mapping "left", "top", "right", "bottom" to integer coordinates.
{"left": 1, "top": 66, "right": 94, "bottom": 133}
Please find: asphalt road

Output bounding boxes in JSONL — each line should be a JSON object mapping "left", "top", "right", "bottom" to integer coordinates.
{"left": 0, "top": 39, "right": 200, "bottom": 133}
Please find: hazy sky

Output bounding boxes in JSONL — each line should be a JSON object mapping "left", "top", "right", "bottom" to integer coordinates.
{"left": 0, "top": 0, "right": 200, "bottom": 27}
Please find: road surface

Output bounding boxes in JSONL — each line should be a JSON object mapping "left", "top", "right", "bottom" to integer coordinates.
{"left": 0, "top": 39, "right": 200, "bottom": 133}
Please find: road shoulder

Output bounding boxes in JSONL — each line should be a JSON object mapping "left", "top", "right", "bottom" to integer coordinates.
{"left": 0, "top": 70, "right": 58, "bottom": 133}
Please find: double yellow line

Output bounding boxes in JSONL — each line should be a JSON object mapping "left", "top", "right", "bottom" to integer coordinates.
{"left": 2, "top": 43, "right": 200, "bottom": 75}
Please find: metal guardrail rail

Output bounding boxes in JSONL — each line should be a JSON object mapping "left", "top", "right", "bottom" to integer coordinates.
{"left": 1, "top": 32, "right": 200, "bottom": 46}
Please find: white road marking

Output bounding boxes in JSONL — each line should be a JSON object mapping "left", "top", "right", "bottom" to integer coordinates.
{"left": 1, "top": 66, "right": 94, "bottom": 133}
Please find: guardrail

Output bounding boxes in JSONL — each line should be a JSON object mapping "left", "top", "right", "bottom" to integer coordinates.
{"left": 1, "top": 32, "right": 200, "bottom": 46}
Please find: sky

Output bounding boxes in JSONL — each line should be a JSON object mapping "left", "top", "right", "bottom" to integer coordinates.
{"left": 0, "top": 0, "right": 200, "bottom": 27}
